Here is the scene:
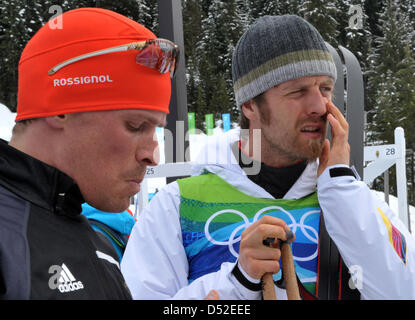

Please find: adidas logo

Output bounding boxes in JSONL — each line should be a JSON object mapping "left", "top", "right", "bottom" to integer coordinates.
{"left": 48, "top": 263, "right": 84, "bottom": 293}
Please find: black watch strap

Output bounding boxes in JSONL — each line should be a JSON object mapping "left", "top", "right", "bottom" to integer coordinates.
{"left": 329, "top": 167, "right": 356, "bottom": 178}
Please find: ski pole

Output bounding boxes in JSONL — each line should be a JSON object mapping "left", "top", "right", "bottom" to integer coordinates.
{"left": 262, "top": 230, "right": 300, "bottom": 300}
{"left": 262, "top": 272, "right": 276, "bottom": 300}
{"left": 281, "top": 234, "right": 301, "bottom": 300}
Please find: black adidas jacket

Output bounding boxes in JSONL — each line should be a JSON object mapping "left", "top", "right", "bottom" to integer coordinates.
{"left": 0, "top": 139, "right": 132, "bottom": 299}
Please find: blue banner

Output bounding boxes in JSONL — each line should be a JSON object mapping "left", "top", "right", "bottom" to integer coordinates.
{"left": 222, "top": 113, "right": 231, "bottom": 132}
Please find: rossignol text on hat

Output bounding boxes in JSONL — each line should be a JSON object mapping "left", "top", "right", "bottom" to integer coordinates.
{"left": 53, "top": 75, "right": 113, "bottom": 87}
{"left": 17, "top": 8, "right": 172, "bottom": 121}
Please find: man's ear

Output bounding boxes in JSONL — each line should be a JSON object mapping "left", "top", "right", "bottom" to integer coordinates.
{"left": 44, "top": 114, "right": 68, "bottom": 129}
{"left": 241, "top": 100, "right": 259, "bottom": 122}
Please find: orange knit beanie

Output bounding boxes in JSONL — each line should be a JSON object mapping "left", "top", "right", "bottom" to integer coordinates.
{"left": 16, "top": 7, "right": 171, "bottom": 121}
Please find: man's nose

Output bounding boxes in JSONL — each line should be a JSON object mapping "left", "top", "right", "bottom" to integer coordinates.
{"left": 305, "top": 88, "right": 328, "bottom": 116}
{"left": 136, "top": 131, "right": 160, "bottom": 166}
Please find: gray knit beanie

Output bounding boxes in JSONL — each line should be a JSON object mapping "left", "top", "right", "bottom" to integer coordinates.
{"left": 232, "top": 15, "right": 337, "bottom": 108}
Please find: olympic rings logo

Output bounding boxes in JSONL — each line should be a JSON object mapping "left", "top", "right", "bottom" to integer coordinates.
{"left": 204, "top": 206, "right": 320, "bottom": 261}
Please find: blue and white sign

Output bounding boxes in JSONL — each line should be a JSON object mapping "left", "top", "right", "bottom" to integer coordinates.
{"left": 222, "top": 113, "right": 231, "bottom": 132}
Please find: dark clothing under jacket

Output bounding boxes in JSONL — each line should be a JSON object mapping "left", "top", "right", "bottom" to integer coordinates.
{"left": 0, "top": 139, "right": 132, "bottom": 299}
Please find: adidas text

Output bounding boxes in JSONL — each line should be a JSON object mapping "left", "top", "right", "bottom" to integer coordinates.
{"left": 48, "top": 263, "right": 84, "bottom": 293}
{"left": 53, "top": 74, "right": 113, "bottom": 87}
{"left": 57, "top": 280, "right": 84, "bottom": 293}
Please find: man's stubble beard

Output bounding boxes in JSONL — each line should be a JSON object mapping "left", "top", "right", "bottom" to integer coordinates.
{"left": 307, "top": 137, "right": 325, "bottom": 161}
{"left": 262, "top": 131, "right": 324, "bottom": 164}
{"left": 256, "top": 99, "right": 327, "bottom": 164}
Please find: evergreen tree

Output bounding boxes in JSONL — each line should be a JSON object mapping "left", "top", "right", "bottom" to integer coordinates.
{"left": 136, "top": 0, "right": 158, "bottom": 34}
{"left": 182, "top": 0, "right": 205, "bottom": 130}
{"left": 399, "top": 0, "right": 415, "bottom": 43}
{"left": 396, "top": 43, "right": 415, "bottom": 206}
{"left": 299, "top": 0, "right": 340, "bottom": 46}
{"left": 192, "top": 52, "right": 214, "bottom": 129}
{"left": 244, "top": 0, "right": 281, "bottom": 22}
{"left": 0, "top": 0, "right": 28, "bottom": 111}
{"left": 197, "top": 0, "right": 243, "bottom": 75}
{"left": 364, "top": 0, "right": 384, "bottom": 38}
{"left": 194, "top": 83, "right": 208, "bottom": 130}
{"left": 243, "top": 0, "right": 302, "bottom": 23}
{"left": 366, "top": 0, "right": 415, "bottom": 198}
{"left": 276, "top": 0, "right": 302, "bottom": 15}
{"left": 368, "top": 69, "right": 402, "bottom": 144}
{"left": 210, "top": 74, "right": 229, "bottom": 118}
{"left": 366, "top": 0, "right": 412, "bottom": 120}
{"left": 396, "top": 42, "right": 415, "bottom": 150}
{"left": 337, "top": 0, "right": 372, "bottom": 71}
{"left": 193, "top": 0, "right": 245, "bottom": 125}
{"left": 182, "top": 0, "right": 204, "bottom": 63}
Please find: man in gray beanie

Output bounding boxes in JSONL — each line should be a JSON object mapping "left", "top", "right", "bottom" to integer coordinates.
{"left": 233, "top": 15, "right": 337, "bottom": 110}
{"left": 122, "top": 15, "right": 415, "bottom": 300}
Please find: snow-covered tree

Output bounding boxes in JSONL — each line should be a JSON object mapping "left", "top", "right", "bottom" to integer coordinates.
{"left": 299, "top": 0, "right": 341, "bottom": 46}
{"left": 243, "top": 0, "right": 302, "bottom": 23}
{"left": 333, "top": 0, "right": 372, "bottom": 71}
{"left": 183, "top": 0, "right": 204, "bottom": 64}
{"left": 135, "top": 0, "right": 158, "bottom": 34}
{"left": 396, "top": 42, "right": 415, "bottom": 150}
{"left": 399, "top": 0, "right": 415, "bottom": 44}
{"left": 366, "top": 0, "right": 413, "bottom": 118}
{"left": 0, "top": 0, "right": 29, "bottom": 111}
{"left": 366, "top": 0, "right": 415, "bottom": 204}
{"left": 244, "top": 0, "right": 281, "bottom": 22}
{"left": 191, "top": 0, "right": 245, "bottom": 123}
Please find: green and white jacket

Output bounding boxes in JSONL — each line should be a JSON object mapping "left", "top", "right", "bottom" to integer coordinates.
{"left": 121, "top": 129, "right": 415, "bottom": 300}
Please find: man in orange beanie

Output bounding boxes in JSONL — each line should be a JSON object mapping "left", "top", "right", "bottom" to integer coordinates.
{"left": 0, "top": 7, "right": 178, "bottom": 299}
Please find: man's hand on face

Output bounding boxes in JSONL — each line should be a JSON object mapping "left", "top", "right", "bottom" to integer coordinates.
{"left": 317, "top": 101, "right": 350, "bottom": 177}
{"left": 238, "top": 216, "right": 295, "bottom": 279}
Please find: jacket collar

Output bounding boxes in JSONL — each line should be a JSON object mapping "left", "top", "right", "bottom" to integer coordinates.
{"left": 0, "top": 139, "right": 84, "bottom": 216}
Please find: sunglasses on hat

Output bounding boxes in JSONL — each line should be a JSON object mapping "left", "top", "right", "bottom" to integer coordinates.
{"left": 48, "top": 38, "right": 180, "bottom": 78}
